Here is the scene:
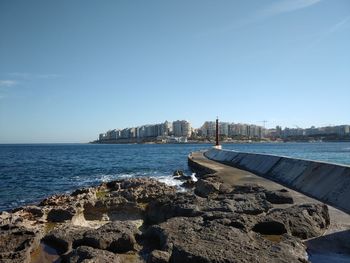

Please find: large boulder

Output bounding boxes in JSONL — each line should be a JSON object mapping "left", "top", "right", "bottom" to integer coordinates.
{"left": 262, "top": 204, "right": 330, "bottom": 239}
{"left": 194, "top": 178, "right": 221, "bottom": 197}
{"left": 265, "top": 189, "right": 294, "bottom": 204}
{"left": 76, "top": 221, "right": 140, "bottom": 253}
{"left": 47, "top": 207, "right": 77, "bottom": 222}
{"left": 42, "top": 224, "right": 89, "bottom": 254}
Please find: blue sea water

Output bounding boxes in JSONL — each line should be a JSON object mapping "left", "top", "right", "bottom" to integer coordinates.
{"left": 1, "top": 142, "right": 350, "bottom": 211}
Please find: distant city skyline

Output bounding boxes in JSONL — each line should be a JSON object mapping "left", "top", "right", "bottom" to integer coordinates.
{"left": 1, "top": 0, "right": 349, "bottom": 143}
{"left": 100, "top": 120, "right": 350, "bottom": 132}
{"left": 98, "top": 119, "right": 349, "bottom": 143}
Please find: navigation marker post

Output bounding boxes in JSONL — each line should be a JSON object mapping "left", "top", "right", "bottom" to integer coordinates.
{"left": 214, "top": 116, "right": 222, "bottom": 149}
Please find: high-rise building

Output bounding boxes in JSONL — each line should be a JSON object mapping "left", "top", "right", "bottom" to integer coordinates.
{"left": 219, "top": 122, "right": 229, "bottom": 136}
{"left": 201, "top": 121, "right": 216, "bottom": 137}
{"left": 173, "top": 120, "right": 192, "bottom": 137}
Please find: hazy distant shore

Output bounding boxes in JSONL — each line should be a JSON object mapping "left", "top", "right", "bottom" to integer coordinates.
{"left": 91, "top": 138, "right": 350, "bottom": 144}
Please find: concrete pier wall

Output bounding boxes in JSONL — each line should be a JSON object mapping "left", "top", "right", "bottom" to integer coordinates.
{"left": 204, "top": 148, "right": 350, "bottom": 213}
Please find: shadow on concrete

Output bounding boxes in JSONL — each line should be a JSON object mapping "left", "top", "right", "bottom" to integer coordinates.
{"left": 306, "top": 229, "right": 350, "bottom": 262}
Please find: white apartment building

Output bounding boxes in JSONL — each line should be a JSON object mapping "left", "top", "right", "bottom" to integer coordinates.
{"left": 173, "top": 120, "right": 192, "bottom": 138}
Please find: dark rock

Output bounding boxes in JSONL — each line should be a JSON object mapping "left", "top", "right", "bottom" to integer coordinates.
{"left": 146, "top": 193, "right": 204, "bottom": 224}
{"left": 229, "top": 193, "right": 272, "bottom": 215}
{"left": 181, "top": 178, "right": 196, "bottom": 188}
{"left": 173, "top": 170, "right": 184, "bottom": 177}
{"left": 0, "top": 177, "right": 330, "bottom": 263}
{"left": 146, "top": 216, "right": 309, "bottom": 263}
{"left": 265, "top": 189, "right": 294, "bottom": 204}
{"left": 218, "top": 183, "right": 233, "bottom": 194}
{"left": 77, "top": 221, "right": 140, "bottom": 253}
{"left": 147, "top": 250, "right": 170, "bottom": 263}
{"left": 24, "top": 206, "right": 44, "bottom": 218}
{"left": 42, "top": 225, "right": 89, "bottom": 254}
{"left": 83, "top": 197, "right": 145, "bottom": 221}
{"left": 106, "top": 178, "right": 176, "bottom": 203}
{"left": 173, "top": 170, "right": 188, "bottom": 181}
{"left": 201, "top": 212, "right": 256, "bottom": 231}
{"left": 0, "top": 227, "right": 39, "bottom": 263}
{"left": 265, "top": 204, "right": 330, "bottom": 239}
{"left": 71, "top": 188, "right": 94, "bottom": 197}
{"left": 62, "top": 246, "right": 121, "bottom": 263}
{"left": 213, "top": 191, "right": 272, "bottom": 215}
{"left": 39, "top": 194, "right": 73, "bottom": 206}
{"left": 9, "top": 206, "right": 44, "bottom": 222}
{"left": 47, "top": 207, "right": 76, "bottom": 222}
{"left": 147, "top": 189, "right": 271, "bottom": 224}
{"left": 194, "top": 178, "right": 221, "bottom": 197}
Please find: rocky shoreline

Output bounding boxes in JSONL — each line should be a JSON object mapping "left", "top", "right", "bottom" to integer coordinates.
{"left": 0, "top": 169, "right": 330, "bottom": 263}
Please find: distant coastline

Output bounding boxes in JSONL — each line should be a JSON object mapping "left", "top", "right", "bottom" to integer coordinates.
{"left": 90, "top": 137, "right": 350, "bottom": 145}
{"left": 96, "top": 120, "right": 350, "bottom": 145}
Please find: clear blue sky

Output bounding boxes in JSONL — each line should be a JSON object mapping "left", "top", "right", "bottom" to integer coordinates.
{"left": 0, "top": 0, "right": 349, "bottom": 143}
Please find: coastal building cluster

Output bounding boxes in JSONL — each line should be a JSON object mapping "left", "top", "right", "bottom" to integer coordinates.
{"left": 99, "top": 120, "right": 191, "bottom": 143}
{"left": 98, "top": 120, "right": 266, "bottom": 143}
{"left": 199, "top": 122, "right": 265, "bottom": 138}
{"left": 97, "top": 120, "right": 350, "bottom": 143}
{"left": 266, "top": 125, "right": 350, "bottom": 138}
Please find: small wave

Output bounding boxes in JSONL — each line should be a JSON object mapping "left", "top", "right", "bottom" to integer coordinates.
{"left": 152, "top": 175, "right": 184, "bottom": 187}
{"left": 152, "top": 172, "right": 198, "bottom": 192}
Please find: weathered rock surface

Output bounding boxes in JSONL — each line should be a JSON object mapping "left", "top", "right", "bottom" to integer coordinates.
{"left": 106, "top": 178, "right": 176, "bottom": 203}
{"left": 42, "top": 224, "right": 89, "bottom": 254}
{"left": 47, "top": 207, "right": 77, "bottom": 222}
{"left": 40, "top": 194, "right": 74, "bottom": 207}
{"left": 147, "top": 250, "right": 170, "bottom": 263}
{"left": 146, "top": 216, "right": 309, "bottom": 263}
{"left": 194, "top": 177, "right": 221, "bottom": 197}
{"left": 62, "top": 246, "right": 121, "bottom": 263}
{"left": 77, "top": 221, "right": 140, "bottom": 253}
{"left": 0, "top": 226, "right": 39, "bottom": 263}
{"left": 263, "top": 204, "right": 330, "bottom": 239}
{"left": 0, "top": 175, "right": 331, "bottom": 263}
{"left": 146, "top": 189, "right": 272, "bottom": 225}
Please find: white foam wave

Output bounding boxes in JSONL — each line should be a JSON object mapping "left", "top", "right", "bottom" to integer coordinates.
{"left": 152, "top": 173, "right": 198, "bottom": 192}
{"left": 71, "top": 172, "right": 196, "bottom": 193}
{"left": 191, "top": 173, "right": 198, "bottom": 182}
{"left": 153, "top": 175, "right": 183, "bottom": 187}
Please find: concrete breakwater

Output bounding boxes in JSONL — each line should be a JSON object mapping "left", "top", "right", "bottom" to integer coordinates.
{"left": 204, "top": 148, "right": 350, "bottom": 214}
